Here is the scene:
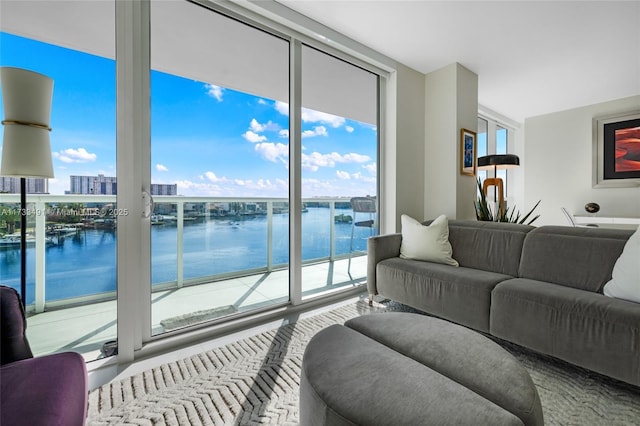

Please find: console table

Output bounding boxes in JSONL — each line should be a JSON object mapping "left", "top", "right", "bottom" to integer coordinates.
{"left": 573, "top": 215, "right": 640, "bottom": 228}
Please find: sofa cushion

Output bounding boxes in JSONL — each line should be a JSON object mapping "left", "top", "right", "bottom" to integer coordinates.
{"left": 377, "top": 257, "right": 512, "bottom": 332}
{"left": 518, "top": 226, "right": 633, "bottom": 293}
{"left": 490, "top": 278, "right": 640, "bottom": 386}
{"left": 444, "top": 220, "right": 534, "bottom": 277}
{"left": 400, "top": 214, "right": 458, "bottom": 266}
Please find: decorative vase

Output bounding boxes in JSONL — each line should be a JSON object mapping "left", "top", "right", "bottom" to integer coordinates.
{"left": 585, "top": 203, "right": 600, "bottom": 214}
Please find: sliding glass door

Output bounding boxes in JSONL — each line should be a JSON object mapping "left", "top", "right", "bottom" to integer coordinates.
{"left": 1, "top": 0, "right": 384, "bottom": 359}
{"left": 300, "top": 45, "right": 379, "bottom": 297}
{"left": 149, "top": 0, "right": 290, "bottom": 334}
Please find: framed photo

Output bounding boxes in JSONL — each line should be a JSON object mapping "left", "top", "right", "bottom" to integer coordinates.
{"left": 593, "top": 111, "right": 640, "bottom": 188}
{"left": 460, "top": 128, "right": 477, "bottom": 176}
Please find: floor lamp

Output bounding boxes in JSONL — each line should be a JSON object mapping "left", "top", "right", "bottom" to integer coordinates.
{"left": 0, "top": 67, "right": 55, "bottom": 309}
{"left": 477, "top": 154, "right": 520, "bottom": 217}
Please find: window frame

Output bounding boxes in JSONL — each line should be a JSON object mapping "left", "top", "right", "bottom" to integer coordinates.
{"left": 477, "top": 113, "right": 517, "bottom": 200}
{"left": 114, "top": 0, "right": 387, "bottom": 362}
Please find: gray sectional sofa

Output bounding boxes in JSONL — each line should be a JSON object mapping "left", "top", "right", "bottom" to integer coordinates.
{"left": 367, "top": 220, "right": 639, "bottom": 387}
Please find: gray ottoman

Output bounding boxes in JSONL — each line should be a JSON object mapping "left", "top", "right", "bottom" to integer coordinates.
{"left": 300, "top": 312, "right": 543, "bottom": 426}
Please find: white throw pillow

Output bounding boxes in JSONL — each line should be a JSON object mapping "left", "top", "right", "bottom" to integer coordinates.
{"left": 399, "top": 214, "right": 458, "bottom": 266}
{"left": 603, "top": 227, "right": 640, "bottom": 303}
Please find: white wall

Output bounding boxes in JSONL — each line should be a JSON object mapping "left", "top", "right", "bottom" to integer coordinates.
{"left": 424, "top": 65, "right": 457, "bottom": 219}
{"left": 391, "top": 63, "right": 426, "bottom": 231}
{"left": 424, "top": 63, "right": 478, "bottom": 221}
{"left": 524, "top": 95, "right": 640, "bottom": 226}
{"left": 454, "top": 65, "right": 479, "bottom": 220}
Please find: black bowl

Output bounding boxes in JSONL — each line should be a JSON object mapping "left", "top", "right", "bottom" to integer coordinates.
{"left": 585, "top": 203, "right": 600, "bottom": 214}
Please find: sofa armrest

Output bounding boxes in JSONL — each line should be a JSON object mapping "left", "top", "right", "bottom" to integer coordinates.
{"left": 367, "top": 233, "right": 402, "bottom": 297}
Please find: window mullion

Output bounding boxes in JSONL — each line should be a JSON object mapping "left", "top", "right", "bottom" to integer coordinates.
{"left": 115, "top": 0, "right": 150, "bottom": 362}
{"left": 289, "top": 39, "right": 302, "bottom": 305}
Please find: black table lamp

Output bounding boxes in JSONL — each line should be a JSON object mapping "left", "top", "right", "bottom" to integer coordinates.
{"left": 477, "top": 154, "right": 520, "bottom": 216}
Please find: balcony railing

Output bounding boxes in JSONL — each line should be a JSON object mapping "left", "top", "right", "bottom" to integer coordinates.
{"left": 0, "top": 194, "right": 373, "bottom": 313}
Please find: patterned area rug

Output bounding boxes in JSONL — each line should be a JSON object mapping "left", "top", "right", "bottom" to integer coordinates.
{"left": 87, "top": 300, "right": 640, "bottom": 425}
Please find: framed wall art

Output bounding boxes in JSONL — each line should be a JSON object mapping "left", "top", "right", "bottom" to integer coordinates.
{"left": 593, "top": 111, "right": 640, "bottom": 188}
{"left": 460, "top": 128, "right": 476, "bottom": 176}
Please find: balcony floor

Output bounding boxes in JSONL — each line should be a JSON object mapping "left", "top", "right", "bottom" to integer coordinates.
{"left": 25, "top": 256, "right": 367, "bottom": 362}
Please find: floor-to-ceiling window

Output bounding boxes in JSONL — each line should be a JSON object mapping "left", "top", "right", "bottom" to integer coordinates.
{"left": 1, "top": 0, "right": 384, "bottom": 361}
{"left": 496, "top": 124, "right": 508, "bottom": 193}
{"left": 477, "top": 117, "right": 488, "bottom": 183}
{"left": 0, "top": 1, "right": 117, "bottom": 360}
{"left": 300, "top": 45, "right": 378, "bottom": 297}
{"left": 149, "top": 0, "right": 290, "bottom": 334}
{"left": 477, "top": 115, "right": 515, "bottom": 205}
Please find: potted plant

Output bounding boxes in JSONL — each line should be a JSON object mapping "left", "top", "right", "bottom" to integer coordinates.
{"left": 474, "top": 178, "right": 540, "bottom": 225}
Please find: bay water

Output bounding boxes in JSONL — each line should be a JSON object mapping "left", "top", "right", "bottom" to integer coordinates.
{"left": 0, "top": 207, "right": 371, "bottom": 304}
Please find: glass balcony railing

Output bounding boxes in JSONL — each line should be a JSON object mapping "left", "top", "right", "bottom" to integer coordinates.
{"left": 0, "top": 194, "right": 374, "bottom": 313}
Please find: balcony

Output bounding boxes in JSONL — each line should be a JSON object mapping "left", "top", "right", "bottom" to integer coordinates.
{"left": 0, "top": 194, "right": 373, "bottom": 361}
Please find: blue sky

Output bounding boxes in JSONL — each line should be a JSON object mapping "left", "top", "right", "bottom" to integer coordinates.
{"left": 1, "top": 32, "right": 377, "bottom": 198}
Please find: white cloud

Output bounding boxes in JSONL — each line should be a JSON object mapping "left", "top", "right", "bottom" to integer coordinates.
{"left": 302, "top": 126, "right": 328, "bottom": 138}
{"left": 250, "top": 119, "right": 266, "bottom": 132}
{"left": 177, "top": 176, "right": 289, "bottom": 197}
{"left": 250, "top": 118, "right": 279, "bottom": 133}
{"left": 342, "top": 153, "right": 370, "bottom": 163}
{"left": 204, "top": 84, "right": 223, "bottom": 101}
{"left": 53, "top": 147, "right": 97, "bottom": 163}
{"left": 255, "top": 142, "right": 289, "bottom": 163}
{"left": 233, "top": 178, "right": 288, "bottom": 193}
{"left": 255, "top": 179, "right": 272, "bottom": 189}
{"left": 156, "top": 164, "right": 169, "bottom": 172}
{"left": 275, "top": 101, "right": 289, "bottom": 116}
{"left": 345, "top": 126, "right": 354, "bottom": 133}
{"left": 302, "top": 151, "right": 371, "bottom": 172}
{"left": 243, "top": 130, "right": 267, "bottom": 143}
{"left": 177, "top": 173, "right": 373, "bottom": 198}
{"left": 363, "top": 162, "right": 377, "bottom": 175}
{"left": 203, "top": 171, "right": 227, "bottom": 183}
{"left": 176, "top": 180, "right": 223, "bottom": 196}
{"left": 336, "top": 170, "right": 351, "bottom": 180}
{"left": 274, "top": 101, "right": 345, "bottom": 128}
{"left": 279, "top": 129, "right": 289, "bottom": 138}
{"left": 303, "top": 109, "right": 345, "bottom": 128}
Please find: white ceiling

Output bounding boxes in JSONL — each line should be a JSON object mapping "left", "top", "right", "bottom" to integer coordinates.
{"left": 1, "top": 0, "right": 377, "bottom": 124}
{"left": 276, "top": 0, "right": 640, "bottom": 123}
{"left": 2, "top": 1, "right": 638, "bottom": 124}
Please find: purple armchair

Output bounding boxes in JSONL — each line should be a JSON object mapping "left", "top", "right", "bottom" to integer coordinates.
{"left": 0, "top": 285, "right": 88, "bottom": 425}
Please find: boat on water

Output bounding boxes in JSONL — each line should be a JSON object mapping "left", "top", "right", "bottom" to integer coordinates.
{"left": 92, "top": 218, "right": 116, "bottom": 229}
{"left": 46, "top": 224, "right": 82, "bottom": 236}
{"left": 0, "top": 234, "right": 56, "bottom": 248}
{"left": 150, "top": 215, "right": 165, "bottom": 225}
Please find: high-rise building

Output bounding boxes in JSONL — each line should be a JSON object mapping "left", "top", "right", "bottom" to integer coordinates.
{"left": 70, "top": 174, "right": 117, "bottom": 195}
{"left": 69, "top": 175, "right": 177, "bottom": 195}
{"left": 150, "top": 183, "right": 178, "bottom": 196}
{"left": 0, "top": 177, "right": 49, "bottom": 194}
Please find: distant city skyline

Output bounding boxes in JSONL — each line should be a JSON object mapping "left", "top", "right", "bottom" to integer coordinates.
{"left": 69, "top": 174, "right": 177, "bottom": 196}
{"left": 0, "top": 32, "right": 377, "bottom": 198}
{"left": 0, "top": 177, "right": 48, "bottom": 194}
{"left": 0, "top": 174, "right": 176, "bottom": 196}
